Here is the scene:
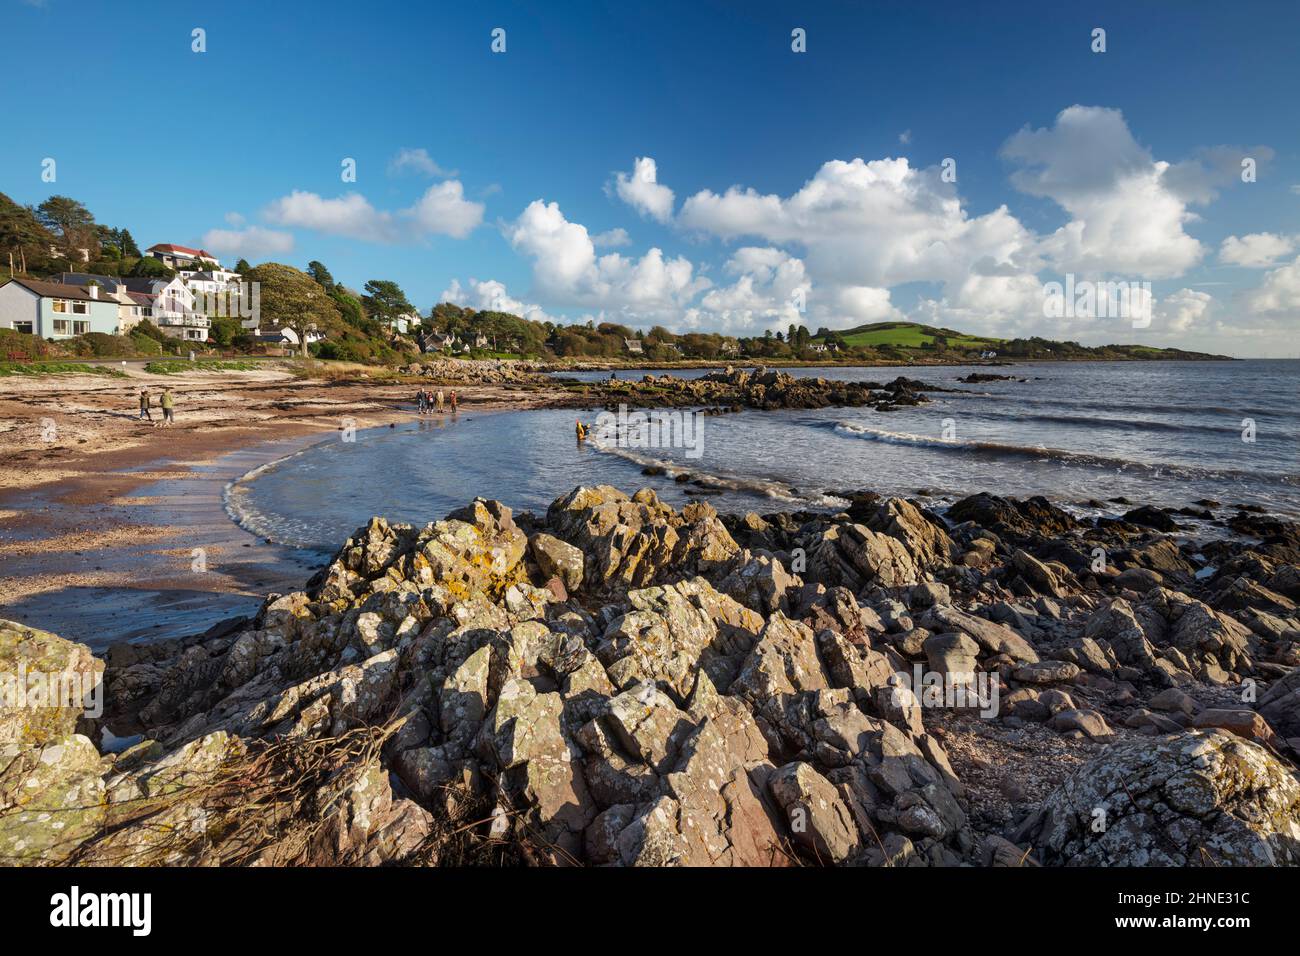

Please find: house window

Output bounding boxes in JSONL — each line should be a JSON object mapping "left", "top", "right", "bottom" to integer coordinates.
{"left": 72, "top": 301, "right": 88, "bottom": 314}
{"left": 72, "top": 320, "right": 90, "bottom": 335}
{"left": 52, "top": 300, "right": 67, "bottom": 313}
{"left": 12, "top": 321, "right": 33, "bottom": 334}
{"left": 52, "top": 319, "right": 70, "bottom": 334}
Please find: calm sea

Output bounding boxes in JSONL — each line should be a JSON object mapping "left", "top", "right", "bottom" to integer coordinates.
{"left": 225, "top": 360, "right": 1299, "bottom": 553}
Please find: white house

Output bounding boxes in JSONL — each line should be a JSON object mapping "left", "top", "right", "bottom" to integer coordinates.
{"left": 252, "top": 326, "right": 323, "bottom": 347}
{"left": 121, "top": 277, "right": 207, "bottom": 342}
{"left": 624, "top": 337, "right": 644, "bottom": 354}
{"left": 180, "top": 268, "right": 243, "bottom": 297}
{"left": 55, "top": 274, "right": 145, "bottom": 333}
{"left": 385, "top": 311, "right": 422, "bottom": 335}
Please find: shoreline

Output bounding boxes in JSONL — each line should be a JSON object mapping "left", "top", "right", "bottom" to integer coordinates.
{"left": 1, "top": 360, "right": 1291, "bottom": 649}
{"left": 0, "top": 365, "right": 548, "bottom": 647}
{"left": 1, "top": 362, "right": 1297, "bottom": 869}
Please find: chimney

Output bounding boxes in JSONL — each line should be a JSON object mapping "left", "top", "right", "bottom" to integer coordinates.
{"left": 88, "top": 285, "right": 98, "bottom": 299}
{"left": 115, "top": 283, "right": 127, "bottom": 297}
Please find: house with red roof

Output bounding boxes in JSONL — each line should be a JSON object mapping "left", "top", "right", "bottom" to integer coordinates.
{"left": 145, "top": 243, "right": 220, "bottom": 270}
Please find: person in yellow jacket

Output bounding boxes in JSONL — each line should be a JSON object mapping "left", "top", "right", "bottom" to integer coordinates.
{"left": 159, "top": 388, "right": 175, "bottom": 427}
{"left": 575, "top": 419, "right": 587, "bottom": 441}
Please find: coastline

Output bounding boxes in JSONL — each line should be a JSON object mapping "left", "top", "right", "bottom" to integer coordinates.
{"left": 2, "top": 359, "right": 1291, "bottom": 647}
{"left": 1, "top": 361, "right": 1297, "bottom": 869}
{"left": 0, "top": 365, "right": 548, "bottom": 647}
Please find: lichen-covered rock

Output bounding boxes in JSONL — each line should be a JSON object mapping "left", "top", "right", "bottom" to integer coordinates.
{"left": 546, "top": 485, "right": 738, "bottom": 590}
{"left": 808, "top": 522, "right": 922, "bottom": 590}
{"left": 0, "top": 619, "right": 103, "bottom": 748}
{"left": 529, "top": 532, "right": 585, "bottom": 593}
{"left": 0, "top": 734, "right": 107, "bottom": 864}
{"left": 866, "top": 498, "right": 956, "bottom": 572}
{"left": 1026, "top": 730, "right": 1300, "bottom": 865}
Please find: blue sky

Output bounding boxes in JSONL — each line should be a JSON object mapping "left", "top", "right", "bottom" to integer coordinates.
{"left": 4, "top": 0, "right": 1298, "bottom": 355}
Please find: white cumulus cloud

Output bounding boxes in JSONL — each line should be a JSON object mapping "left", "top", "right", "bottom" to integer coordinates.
{"left": 1219, "top": 233, "right": 1296, "bottom": 268}
{"left": 1001, "top": 105, "right": 1204, "bottom": 279}
{"left": 611, "top": 157, "right": 676, "bottom": 223}
{"left": 200, "top": 225, "right": 295, "bottom": 259}
{"left": 506, "top": 199, "right": 707, "bottom": 317}
{"left": 264, "top": 184, "right": 483, "bottom": 242}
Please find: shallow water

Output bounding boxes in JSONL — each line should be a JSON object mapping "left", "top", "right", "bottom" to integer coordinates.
{"left": 228, "top": 360, "right": 1300, "bottom": 554}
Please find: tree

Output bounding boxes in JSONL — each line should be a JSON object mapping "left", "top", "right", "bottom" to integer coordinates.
{"left": 129, "top": 256, "right": 175, "bottom": 278}
{"left": 209, "top": 315, "right": 244, "bottom": 347}
{"left": 245, "top": 262, "right": 344, "bottom": 356}
{"left": 234, "top": 258, "right": 253, "bottom": 275}
{"left": 95, "top": 226, "right": 140, "bottom": 259}
{"left": 361, "top": 279, "right": 413, "bottom": 325}
{"left": 330, "top": 288, "right": 372, "bottom": 332}
{"left": 0, "top": 192, "right": 56, "bottom": 270}
{"left": 36, "top": 196, "right": 98, "bottom": 257}
{"left": 306, "top": 260, "right": 335, "bottom": 290}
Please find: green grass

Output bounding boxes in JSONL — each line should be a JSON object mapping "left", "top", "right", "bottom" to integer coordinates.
{"left": 144, "top": 359, "right": 262, "bottom": 374}
{"left": 824, "top": 321, "right": 1003, "bottom": 350}
{"left": 0, "top": 361, "right": 127, "bottom": 378}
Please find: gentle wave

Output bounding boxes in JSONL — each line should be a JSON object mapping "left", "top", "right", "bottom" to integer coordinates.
{"left": 830, "top": 422, "right": 1298, "bottom": 486}
{"left": 588, "top": 437, "right": 850, "bottom": 508}
{"left": 222, "top": 443, "right": 333, "bottom": 549}
{"left": 955, "top": 408, "right": 1241, "bottom": 435}
{"left": 956, "top": 391, "right": 1300, "bottom": 421}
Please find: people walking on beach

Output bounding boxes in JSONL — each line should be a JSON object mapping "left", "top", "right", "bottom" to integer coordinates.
{"left": 449, "top": 391, "right": 458, "bottom": 412}
{"left": 138, "top": 388, "right": 152, "bottom": 422}
{"left": 416, "top": 389, "right": 427, "bottom": 414}
{"left": 436, "top": 389, "right": 445, "bottom": 413}
{"left": 159, "top": 388, "right": 175, "bottom": 427}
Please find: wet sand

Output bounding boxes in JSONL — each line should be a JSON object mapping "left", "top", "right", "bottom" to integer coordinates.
{"left": 0, "top": 363, "right": 557, "bottom": 648}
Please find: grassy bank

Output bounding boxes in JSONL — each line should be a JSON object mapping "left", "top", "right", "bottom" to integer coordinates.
{"left": 0, "top": 361, "right": 127, "bottom": 378}
{"left": 143, "top": 360, "right": 264, "bottom": 374}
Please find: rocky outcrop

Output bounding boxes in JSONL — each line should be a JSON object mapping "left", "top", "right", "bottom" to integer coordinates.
{"left": 399, "top": 358, "right": 548, "bottom": 385}
{"left": 557, "top": 366, "right": 949, "bottom": 412}
{"left": 5, "top": 481, "right": 1299, "bottom": 868}
{"left": 0, "top": 620, "right": 103, "bottom": 748}
{"left": 1022, "top": 730, "right": 1300, "bottom": 865}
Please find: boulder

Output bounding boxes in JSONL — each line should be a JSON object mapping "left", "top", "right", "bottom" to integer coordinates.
{"left": 922, "top": 605, "right": 1039, "bottom": 663}
{"left": 1026, "top": 730, "right": 1300, "bottom": 865}
{"left": 0, "top": 619, "right": 103, "bottom": 749}
{"left": 528, "top": 533, "right": 584, "bottom": 593}
{"left": 768, "top": 761, "right": 860, "bottom": 863}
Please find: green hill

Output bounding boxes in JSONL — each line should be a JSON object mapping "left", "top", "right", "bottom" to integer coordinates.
{"left": 828, "top": 321, "right": 1002, "bottom": 350}
{"left": 814, "top": 321, "right": 1228, "bottom": 362}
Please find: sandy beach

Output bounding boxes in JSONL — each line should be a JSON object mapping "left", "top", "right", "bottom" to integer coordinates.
{"left": 0, "top": 363, "right": 559, "bottom": 646}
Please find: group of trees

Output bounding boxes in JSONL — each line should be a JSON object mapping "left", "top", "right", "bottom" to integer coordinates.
{"left": 1, "top": 198, "right": 877, "bottom": 364}
{"left": 1, "top": 191, "right": 156, "bottom": 279}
